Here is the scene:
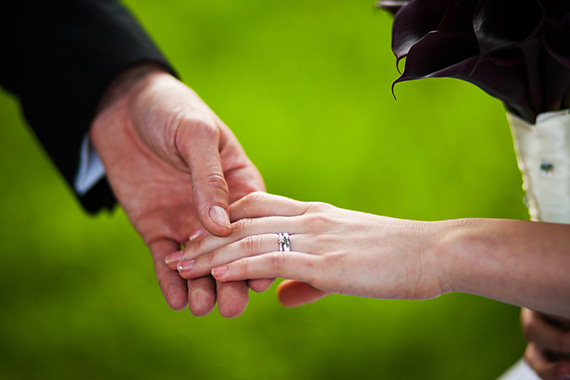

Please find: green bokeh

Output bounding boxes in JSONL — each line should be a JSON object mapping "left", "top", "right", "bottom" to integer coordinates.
{"left": 0, "top": 1, "right": 528, "bottom": 379}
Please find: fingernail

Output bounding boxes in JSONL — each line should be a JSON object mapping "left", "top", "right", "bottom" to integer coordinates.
{"left": 189, "top": 228, "right": 207, "bottom": 242}
{"left": 209, "top": 206, "right": 230, "bottom": 227}
{"left": 165, "top": 250, "right": 183, "bottom": 265}
{"left": 177, "top": 260, "right": 195, "bottom": 272}
{"left": 211, "top": 266, "right": 227, "bottom": 279}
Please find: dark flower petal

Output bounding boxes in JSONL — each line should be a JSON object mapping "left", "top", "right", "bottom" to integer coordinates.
{"left": 543, "top": 14, "right": 570, "bottom": 68}
{"left": 474, "top": 0, "right": 543, "bottom": 56}
{"left": 542, "top": 14, "right": 570, "bottom": 110}
{"left": 540, "top": 1, "right": 570, "bottom": 21}
{"left": 376, "top": 1, "right": 408, "bottom": 15}
{"left": 437, "top": 0, "right": 479, "bottom": 33}
{"left": 543, "top": 55, "right": 570, "bottom": 111}
{"left": 395, "top": 30, "right": 479, "bottom": 79}
{"left": 387, "top": 0, "right": 570, "bottom": 123}
{"left": 391, "top": 0, "right": 448, "bottom": 60}
{"left": 395, "top": 30, "right": 537, "bottom": 122}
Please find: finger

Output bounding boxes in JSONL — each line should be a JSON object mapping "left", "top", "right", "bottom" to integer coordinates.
{"left": 177, "top": 119, "right": 231, "bottom": 237}
{"left": 525, "top": 343, "right": 570, "bottom": 380}
{"left": 149, "top": 240, "right": 188, "bottom": 311}
{"left": 224, "top": 166, "right": 265, "bottom": 205}
{"left": 165, "top": 250, "right": 183, "bottom": 271}
{"left": 522, "top": 309, "right": 570, "bottom": 353}
{"left": 277, "top": 280, "right": 330, "bottom": 307}
{"left": 541, "top": 314, "right": 570, "bottom": 332}
{"left": 179, "top": 233, "right": 308, "bottom": 279}
{"left": 216, "top": 280, "right": 249, "bottom": 318}
{"left": 248, "top": 278, "right": 275, "bottom": 293}
{"left": 164, "top": 228, "right": 208, "bottom": 271}
{"left": 211, "top": 251, "right": 321, "bottom": 285}
{"left": 180, "top": 217, "right": 305, "bottom": 262}
{"left": 187, "top": 276, "right": 217, "bottom": 316}
{"left": 229, "top": 192, "right": 309, "bottom": 222}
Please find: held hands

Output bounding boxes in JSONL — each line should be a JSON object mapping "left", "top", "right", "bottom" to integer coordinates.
{"left": 90, "top": 65, "right": 448, "bottom": 313}
{"left": 90, "top": 64, "right": 268, "bottom": 317}
{"left": 169, "top": 192, "right": 450, "bottom": 306}
{"left": 522, "top": 309, "right": 570, "bottom": 380}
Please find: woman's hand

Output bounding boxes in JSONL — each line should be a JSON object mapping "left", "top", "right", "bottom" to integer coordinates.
{"left": 522, "top": 309, "right": 570, "bottom": 380}
{"left": 169, "top": 192, "right": 449, "bottom": 304}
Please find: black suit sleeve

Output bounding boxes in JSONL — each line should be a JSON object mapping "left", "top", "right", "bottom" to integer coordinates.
{"left": 0, "top": 0, "right": 177, "bottom": 213}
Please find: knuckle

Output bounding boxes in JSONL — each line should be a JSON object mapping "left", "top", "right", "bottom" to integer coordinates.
{"left": 239, "top": 257, "right": 250, "bottom": 276}
{"left": 202, "top": 173, "right": 229, "bottom": 192}
{"left": 302, "top": 213, "right": 333, "bottom": 232}
{"left": 165, "top": 108, "right": 186, "bottom": 136}
{"left": 232, "top": 218, "right": 252, "bottom": 235}
{"left": 184, "top": 239, "right": 204, "bottom": 260}
{"left": 185, "top": 117, "right": 220, "bottom": 141}
{"left": 203, "top": 251, "right": 216, "bottom": 268}
{"left": 241, "top": 191, "right": 266, "bottom": 207}
{"left": 269, "top": 252, "right": 287, "bottom": 270}
{"left": 307, "top": 201, "right": 333, "bottom": 214}
{"left": 240, "top": 235, "right": 263, "bottom": 255}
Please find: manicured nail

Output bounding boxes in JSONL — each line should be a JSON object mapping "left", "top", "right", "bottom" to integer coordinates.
{"left": 164, "top": 250, "right": 183, "bottom": 266}
{"left": 211, "top": 266, "right": 228, "bottom": 279}
{"left": 177, "top": 260, "right": 195, "bottom": 272}
{"left": 189, "top": 228, "right": 207, "bottom": 242}
{"left": 209, "top": 206, "right": 230, "bottom": 227}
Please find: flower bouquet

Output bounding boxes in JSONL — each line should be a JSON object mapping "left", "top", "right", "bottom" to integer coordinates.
{"left": 378, "top": 0, "right": 570, "bottom": 223}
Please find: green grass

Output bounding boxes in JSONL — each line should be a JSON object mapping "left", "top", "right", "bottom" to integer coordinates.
{"left": 0, "top": 1, "right": 528, "bottom": 379}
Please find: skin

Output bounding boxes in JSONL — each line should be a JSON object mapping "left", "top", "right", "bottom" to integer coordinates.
{"left": 522, "top": 309, "right": 570, "bottom": 380}
{"left": 174, "top": 191, "right": 570, "bottom": 379}
{"left": 90, "top": 64, "right": 270, "bottom": 317}
{"left": 168, "top": 191, "right": 570, "bottom": 317}
{"left": 90, "top": 63, "right": 569, "bottom": 379}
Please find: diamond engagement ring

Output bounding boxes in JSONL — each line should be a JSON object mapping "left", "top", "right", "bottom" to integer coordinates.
{"left": 278, "top": 232, "right": 290, "bottom": 252}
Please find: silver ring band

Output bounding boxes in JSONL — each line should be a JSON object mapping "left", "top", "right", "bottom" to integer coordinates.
{"left": 278, "top": 232, "right": 290, "bottom": 252}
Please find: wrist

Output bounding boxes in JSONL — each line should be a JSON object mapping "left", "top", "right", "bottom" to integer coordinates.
{"left": 404, "top": 219, "right": 458, "bottom": 299}
{"left": 435, "top": 218, "right": 504, "bottom": 298}
{"left": 95, "top": 63, "right": 169, "bottom": 115}
{"left": 429, "top": 219, "right": 471, "bottom": 296}
{"left": 90, "top": 63, "right": 170, "bottom": 151}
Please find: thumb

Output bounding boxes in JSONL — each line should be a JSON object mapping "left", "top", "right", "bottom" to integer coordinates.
{"left": 177, "top": 120, "right": 231, "bottom": 237}
{"left": 276, "top": 280, "right": 330, "bottom": 308}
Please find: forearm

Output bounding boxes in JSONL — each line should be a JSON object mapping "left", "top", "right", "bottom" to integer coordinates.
{"left": 439, "top": 218, "right": 570, "bottom": 317}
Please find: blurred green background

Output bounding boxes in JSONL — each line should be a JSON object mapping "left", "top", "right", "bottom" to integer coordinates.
{"left": 0, "top": 1, "right": 531, "bottom": 379}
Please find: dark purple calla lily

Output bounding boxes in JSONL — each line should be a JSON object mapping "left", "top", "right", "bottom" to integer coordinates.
{"left": 377, "top": 1, "right": 408, "bottom": 15}
{"left": 378, "top": 0, "right": 570, "bottom": 123}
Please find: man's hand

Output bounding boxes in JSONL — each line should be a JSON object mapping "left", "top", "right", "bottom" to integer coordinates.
{"left": 522, "top": 308, "right": 570, "bottom": 380}
{"left": 90, "top": 64, "right": 268, "bottom": 317}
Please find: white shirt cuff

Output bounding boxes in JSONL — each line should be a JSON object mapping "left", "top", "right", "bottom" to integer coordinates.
{"left": 74, "top": 134, "right": 106, "bottom": 195}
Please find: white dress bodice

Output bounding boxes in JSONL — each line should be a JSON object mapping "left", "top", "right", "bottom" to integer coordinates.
{"left": 507, "top": 110, "right": 570, "bottom": 224}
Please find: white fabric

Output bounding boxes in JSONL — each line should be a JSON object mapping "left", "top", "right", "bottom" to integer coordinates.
{"left": 499, "top": 110, "right": 570, "bottom": 380}
{"left": 499, "top": 359, "right": 542, "bottom": 380}
{"left": 507, "top": 110, "right": 570, "bottom": 223}
{"left": 74, "top": 134, "right": 106, "bottom": 195}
